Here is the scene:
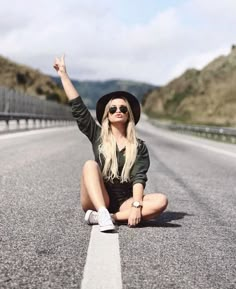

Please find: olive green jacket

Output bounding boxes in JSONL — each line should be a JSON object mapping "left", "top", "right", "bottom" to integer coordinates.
{"left": 69, "top": 96, "right": 150, "bottom": 189}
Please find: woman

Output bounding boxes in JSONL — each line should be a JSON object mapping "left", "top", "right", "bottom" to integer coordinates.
{"left": 54, "top": 55, "right": 168, "bottom": 232}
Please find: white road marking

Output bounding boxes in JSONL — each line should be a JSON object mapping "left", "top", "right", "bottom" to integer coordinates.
{"left": 0, "top": 126, "right": 76, "bottom": 140}
{"left": 173, "top": 137, "right": 236, "bottom": 159}
{"left": 139, "top": 124, "right": 236, "bottom": 159}
{"left": 160, "top": 131, "right": 236, "bottom": 158}
{"left": 81, "top": 225, "right": 122, "bottom": 289}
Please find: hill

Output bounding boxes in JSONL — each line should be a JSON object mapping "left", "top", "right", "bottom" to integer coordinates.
{"left": 0, "top": 55, "right": 156, "bottom": 108}
{"left": 142, "top": 45, "right": 236, "bottom": 126}
{"left": 0, "top": 55, "right": 67, "bottom": 103}
{"left": 52, "top": 77, "right": 156, "bottom": 109}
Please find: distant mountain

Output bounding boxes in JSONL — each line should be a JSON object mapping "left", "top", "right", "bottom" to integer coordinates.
{"left": 0, "top": 55, "right": 67, "bottom": 103}
{"left": 0, "top": 55, "right": 156, "bottom": 108}
{"left": 52, "top": 77, "right": 157, "bottom": 108}
{"left": 142, "top": 45, "right": 236, "bottom": 126}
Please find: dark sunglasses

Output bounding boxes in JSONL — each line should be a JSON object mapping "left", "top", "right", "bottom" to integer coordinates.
{"left": 109, "top": 105, "right": 128, "bottom": 114}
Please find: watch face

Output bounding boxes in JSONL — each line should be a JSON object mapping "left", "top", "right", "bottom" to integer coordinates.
{"left": 132, "top": 201, "right": 140, "bottom": 208}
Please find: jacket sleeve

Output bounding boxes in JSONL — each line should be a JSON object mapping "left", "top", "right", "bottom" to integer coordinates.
{"left": 130, "top": 140, "right": 150, "bottom": 188}
{"left": 69, "top": 96, "right": 100, "bottom": 143}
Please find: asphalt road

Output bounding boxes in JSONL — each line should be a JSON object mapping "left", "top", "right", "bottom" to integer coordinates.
{"left": 0, "top": 120, "right": 235, "bottom": 289}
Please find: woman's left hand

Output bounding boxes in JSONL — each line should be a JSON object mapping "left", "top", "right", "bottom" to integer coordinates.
{"left": 128, "top": 207, "right": 142, "bottom": 227}
{"left": 53, "top": 54, "right": 67, "bottom": 77}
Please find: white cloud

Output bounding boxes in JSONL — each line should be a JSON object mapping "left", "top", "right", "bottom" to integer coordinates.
{"left": 0, "top": 0, "right": 236, "bottom": 85}
{"left": 187, "top": 0, "right": 236, "bottom": 20}
{"left": 168, "top": 46, "right": 231, "bottom": 82}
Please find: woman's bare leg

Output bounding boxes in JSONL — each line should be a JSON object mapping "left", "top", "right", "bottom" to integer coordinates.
{"left": 113, "top": 193, "right": 168, "bottom": 222}
{"left": 80, "top": 160, "right": 110, "bottom": 212}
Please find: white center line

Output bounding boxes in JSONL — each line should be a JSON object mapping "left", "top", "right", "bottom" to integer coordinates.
{"left": 81, "top": 225, "right": 122, "bottom": 289}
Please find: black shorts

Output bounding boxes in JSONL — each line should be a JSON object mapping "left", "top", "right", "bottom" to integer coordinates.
{"left": 105, "top": 182, "right": 132, "bottom": 213}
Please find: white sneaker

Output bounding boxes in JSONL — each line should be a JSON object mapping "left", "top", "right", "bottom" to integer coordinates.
{"left": 85, "top": 210, "right": 98, "bottom": 225}
{"left": 98, "top": 209, "right": 115, "bottom": 232}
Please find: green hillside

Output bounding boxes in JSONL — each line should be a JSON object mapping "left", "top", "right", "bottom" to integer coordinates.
{"left": 142, "top": 45, "right": 236, "bottom": 127}
{"left": 52, "top": 77, "right": 156, "bottom": 108}
{"left": 0, "top": 55, "right": 67, "bottom": 103}
{"left": 0, "top": 55, "right": 155, "bottom": 108}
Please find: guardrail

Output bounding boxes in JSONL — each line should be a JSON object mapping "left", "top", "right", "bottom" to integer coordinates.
{"left": 149, "top": 118, "right": 236, "bottom": 144}
{"left": 0, "top": 86, "right": 74, "bottom": 132}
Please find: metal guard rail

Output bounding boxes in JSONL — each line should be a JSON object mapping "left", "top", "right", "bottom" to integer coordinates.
{"left": 168, "top": 123, "right": 236, "bottom": 137}
{"left": 149, "top": 118, "right": 236, "bottom": 142}
{"left": 0, "top": 86, "right": 73, "bottom": 121}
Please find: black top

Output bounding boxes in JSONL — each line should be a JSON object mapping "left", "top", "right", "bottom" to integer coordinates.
{"left": 69, "top": 96, "right": 150, "bottom": 189}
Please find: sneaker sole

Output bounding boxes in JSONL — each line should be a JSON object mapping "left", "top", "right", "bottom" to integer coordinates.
{"left": 84, "top": 210, "right": 93, "bottom": 225}
{"left": 99, "top": 224, "right": 116, "bottom": 232}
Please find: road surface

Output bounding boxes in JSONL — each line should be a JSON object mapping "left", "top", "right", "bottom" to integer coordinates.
{"left": 0, "top": 119, "right": 235, "bottom": 289}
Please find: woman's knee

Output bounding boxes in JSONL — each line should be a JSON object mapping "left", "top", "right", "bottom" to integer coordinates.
{"left": 158, "top": 193, "right": 168, "bottom": 211}
{"left": 145, "top": 193, "right": 168, "bottom": 211}
{"left": 82, "top": 160, "right": 99, "bottom": 174}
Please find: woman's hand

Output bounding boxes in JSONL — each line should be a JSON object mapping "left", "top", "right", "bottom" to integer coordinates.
{"left": 53, "top": 55, "right": 67, "bottom": 77}
{"left": 128, "top": 207, "right": 142, "bottom": 227}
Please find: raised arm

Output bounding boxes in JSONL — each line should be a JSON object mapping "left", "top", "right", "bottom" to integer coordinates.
{"left": 53, "top": 55, "right": 78, "bottom": 101}
{"left": 53, "top": 55, "right": 100, "bottom": 143}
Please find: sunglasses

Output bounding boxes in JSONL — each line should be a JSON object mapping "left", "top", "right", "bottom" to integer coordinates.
{"left": 109, "top": 105, "right": 128, "bottom": 114}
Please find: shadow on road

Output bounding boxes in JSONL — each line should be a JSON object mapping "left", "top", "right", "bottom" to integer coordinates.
{"left": 136, "top": 211, "right": 193, "bottom": 228}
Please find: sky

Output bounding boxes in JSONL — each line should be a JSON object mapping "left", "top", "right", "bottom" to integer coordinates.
{"left": 1, "top": 0, "right": 236, "bottom": 85}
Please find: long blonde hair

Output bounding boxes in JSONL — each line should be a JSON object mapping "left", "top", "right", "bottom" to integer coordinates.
{"left": 98, "top": 97, "right": 138, "bottom": 183}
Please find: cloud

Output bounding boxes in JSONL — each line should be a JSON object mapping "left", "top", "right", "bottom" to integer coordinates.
{"left": 187, "top": 0, "right": 236, "bottom": 20}
{"left": 168, "top": 46, "right": 231, "bottom": 82}
{"left": 0, "top": 0, "right": 236, "bottom": 85}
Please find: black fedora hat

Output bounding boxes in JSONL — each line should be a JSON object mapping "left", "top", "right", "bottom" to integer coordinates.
{"left": 96, "top": 91, "right": 141, "bottom": 125}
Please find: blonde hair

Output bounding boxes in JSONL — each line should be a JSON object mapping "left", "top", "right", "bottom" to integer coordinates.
{"left": 98, "top": 98, "right": 138, "bottom": 183}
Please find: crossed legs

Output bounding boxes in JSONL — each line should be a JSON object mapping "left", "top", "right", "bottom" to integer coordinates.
{"left": 113, "top": 194, "right": 168, "bottom": 222}
{"left": 80, "top": 160, "right": 168, "bottom": 222}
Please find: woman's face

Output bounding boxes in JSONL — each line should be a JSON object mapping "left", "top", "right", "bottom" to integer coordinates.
{"left": 108, "top": 98, "right": 129, "bottom": 125}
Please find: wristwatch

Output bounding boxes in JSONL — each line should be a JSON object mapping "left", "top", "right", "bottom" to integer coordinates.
{"left": 131, "top": 201, "right": 143, "bottom": 208}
